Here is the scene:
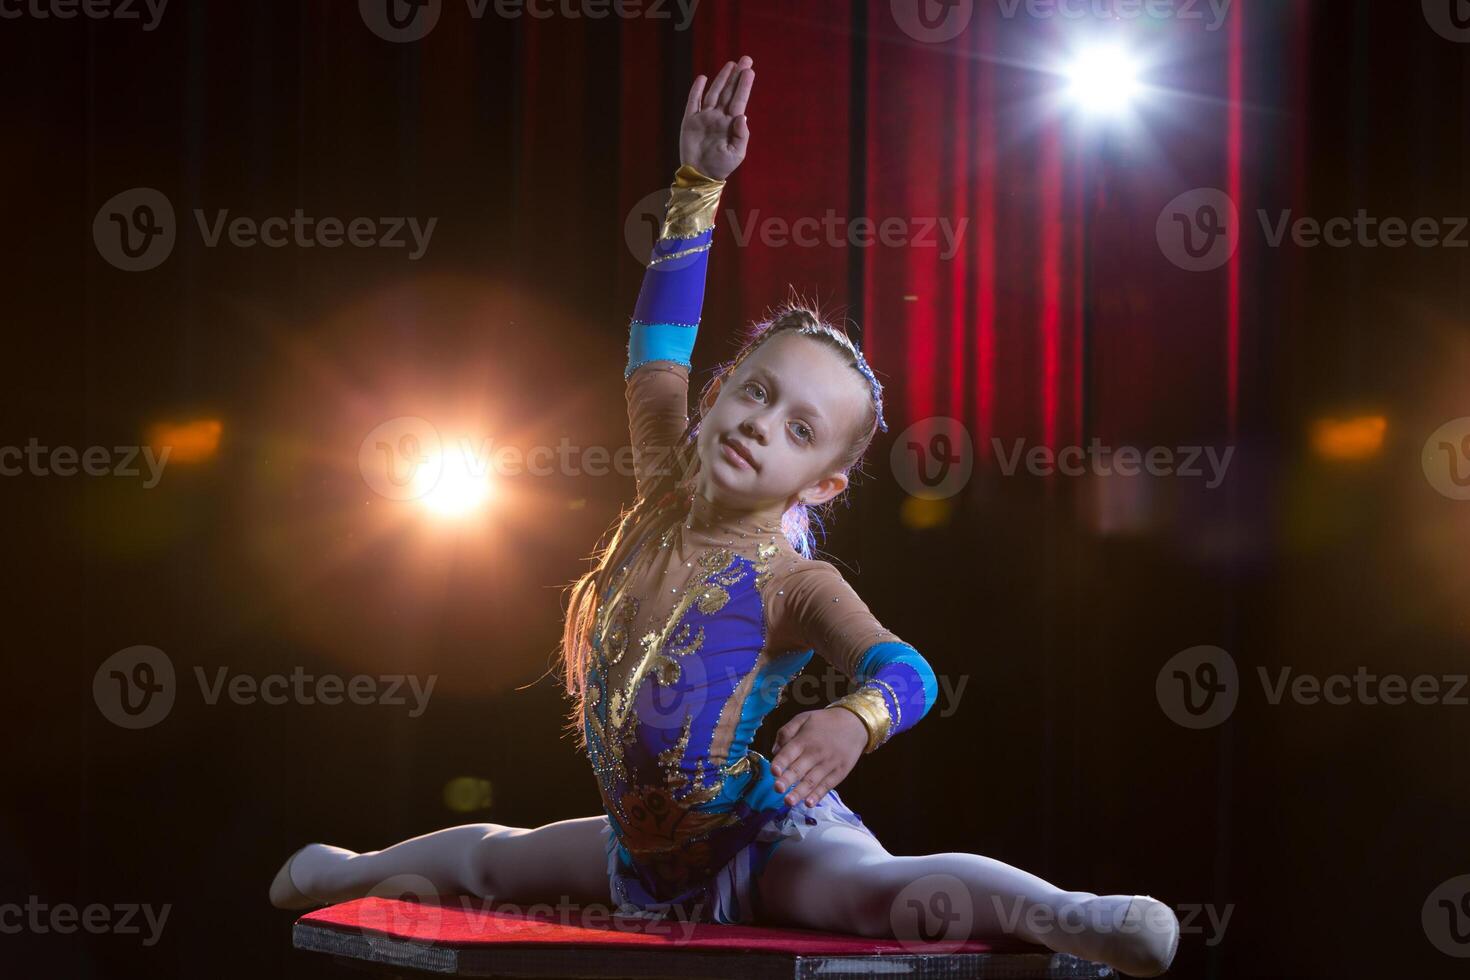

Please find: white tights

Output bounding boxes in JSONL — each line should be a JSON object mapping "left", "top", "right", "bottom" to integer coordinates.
{"left": 287, "top": 815, "right": 1151, "bottom": 966}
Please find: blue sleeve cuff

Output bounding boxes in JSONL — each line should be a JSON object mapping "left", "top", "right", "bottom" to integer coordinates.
{"left": 625, "top": 225, "right": 714, "bottom": 379}
{"left": 854, "top": 641, "right": 939, "bottom": 739}
{"left": 626, "top": 322, "right": 697, "bottom": 379}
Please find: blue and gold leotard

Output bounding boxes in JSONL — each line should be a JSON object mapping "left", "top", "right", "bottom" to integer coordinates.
{"left": 580, "top": 165, "right": 938, "bottom": 922}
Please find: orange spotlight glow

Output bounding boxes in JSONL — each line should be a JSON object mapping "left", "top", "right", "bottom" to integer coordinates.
{"left": 1310, "top": 415, "right": 1387, "bottom": 462}
{"left": 899, "top": 494, "right": 953, "bottom": 530}
{"left": 420, "top": 440, "right": 495, "bottom": 518}
{"left": 147, "top": 418, "right": 222, "bottom": 463}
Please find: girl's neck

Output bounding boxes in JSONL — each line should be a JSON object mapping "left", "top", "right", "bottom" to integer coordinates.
{"left": 683, "top": 485, "right": 787, "bottom": 537}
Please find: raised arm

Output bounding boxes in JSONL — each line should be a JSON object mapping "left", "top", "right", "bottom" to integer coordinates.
{"left": 625, "top": 56, "right": 755, "bottom": 500}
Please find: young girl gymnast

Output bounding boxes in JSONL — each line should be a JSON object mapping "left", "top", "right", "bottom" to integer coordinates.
{"left": 270, "top": 55, "right": 1179, "bottom": 978}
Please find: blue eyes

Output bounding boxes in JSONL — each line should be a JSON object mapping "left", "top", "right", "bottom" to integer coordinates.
{"left": 741, "top": 382, "right": 814, "bottom": 444}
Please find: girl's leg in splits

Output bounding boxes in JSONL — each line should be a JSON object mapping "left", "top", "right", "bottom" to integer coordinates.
{"left": 272, "top": 815, "right": 612, "bottom": 908}
{"left": 755, "top": 824, "right": 1178, "bottom": 977}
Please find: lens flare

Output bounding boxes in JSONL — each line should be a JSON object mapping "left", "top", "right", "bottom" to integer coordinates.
{"left": 1064, "top": 45, "right": 1141, "bottom": 117}
{"left": 420, "top": 442, "right": 494, "bottom": 517}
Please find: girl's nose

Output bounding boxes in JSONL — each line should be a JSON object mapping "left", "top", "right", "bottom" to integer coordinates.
{"left": 740, "top": 418, "right": 766, "bottom": 442}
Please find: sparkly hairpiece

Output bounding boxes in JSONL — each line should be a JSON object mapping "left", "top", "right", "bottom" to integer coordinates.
{"left": 788, "top": 321, "right": 890, "bottom": 435}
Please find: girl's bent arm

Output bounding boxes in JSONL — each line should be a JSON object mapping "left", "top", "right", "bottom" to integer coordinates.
{"left": 775, "top": 560, "right": 939, "bottom": 753}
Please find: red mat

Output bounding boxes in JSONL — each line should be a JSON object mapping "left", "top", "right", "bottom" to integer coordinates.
{"left": 299, "top": 897, "right": 1033, "bottom": 955}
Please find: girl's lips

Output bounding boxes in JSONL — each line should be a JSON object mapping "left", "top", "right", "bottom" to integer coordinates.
{"left": 721, "top": 441, "right": 754, "bottom": 470}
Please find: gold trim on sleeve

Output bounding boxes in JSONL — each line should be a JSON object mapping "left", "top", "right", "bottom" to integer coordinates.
{"left": 828, "top": 685, "right": 892, "bottom": 754}
{"left": 660, "top": 164, "right": 726, "bottom": 242}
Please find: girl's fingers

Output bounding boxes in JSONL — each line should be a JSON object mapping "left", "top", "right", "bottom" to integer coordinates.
{"left": 775, "top": 755, "right": 813, "bottom": 792}
{"left": 703, "top": 59, "right": 735, "bottom": 109}
{"left": 731, "top": 114, "right": 749, "bottom": 147}
{"left": 719, "top": 61, "right": 751, "bottom": 112}
{"left": 771, "top": 745, "right": 804, "bottom": 781}
{"left": 726, "top": 68, "right": 754, "bottom": 118}
{"left": 792, "top": 766, "right": 829, "bottom": 805}
{"left": 686, "top": 75, "right": 707, "bottom": 118}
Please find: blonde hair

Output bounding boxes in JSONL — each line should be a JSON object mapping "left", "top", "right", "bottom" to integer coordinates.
{"left": 555, "top": 296, "right": 888, "bottom": 749}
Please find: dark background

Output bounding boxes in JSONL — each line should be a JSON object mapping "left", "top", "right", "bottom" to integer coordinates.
{"left": 3, "top": 1, "right": 1469, "bottom": 977}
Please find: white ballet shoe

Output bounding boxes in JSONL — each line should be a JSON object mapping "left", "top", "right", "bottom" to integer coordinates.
{"left": 269, "top": 844, "right": 329, "bottom": 910}
{"left": 1089, "top": 895, "right": 1180, "bottom": 978}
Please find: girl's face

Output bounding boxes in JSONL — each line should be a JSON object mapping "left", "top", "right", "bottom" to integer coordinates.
{"left": 694, "top": 332, "right": 870, "bottom": 513}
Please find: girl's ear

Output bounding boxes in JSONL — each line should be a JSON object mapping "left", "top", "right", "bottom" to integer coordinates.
{"left": 797, "top": 472, "right": 849, "bottom": 508}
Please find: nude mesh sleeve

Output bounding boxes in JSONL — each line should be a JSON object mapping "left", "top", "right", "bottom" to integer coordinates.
{"left": 625, "top": 362, "right": 691, "bottom": 501}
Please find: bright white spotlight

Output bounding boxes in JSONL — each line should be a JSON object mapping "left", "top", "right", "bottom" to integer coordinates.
{"left": 1064, "top": 45, "right": 1141, "bottom": 116}
{"left": 420, "top": 444, "right": 493, "bottom": 518}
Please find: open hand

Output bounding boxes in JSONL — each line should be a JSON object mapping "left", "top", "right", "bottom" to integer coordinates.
{"left": 680, "top": 55, "right": 755, "bottom": 181}
{"left": 770, "top": 707, "right": 868, "bottom": 807}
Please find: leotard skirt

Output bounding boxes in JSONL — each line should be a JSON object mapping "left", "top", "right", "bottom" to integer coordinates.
{"left": 602, "top": 788, "right": 878, "bottom": 925}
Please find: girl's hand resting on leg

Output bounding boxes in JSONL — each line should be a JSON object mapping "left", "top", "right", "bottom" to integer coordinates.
{"left": 770, "top": 707, "right": 868, "bottom": 806}
{"left": 680, "top": 55, "right": 755, "bottom": 181}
